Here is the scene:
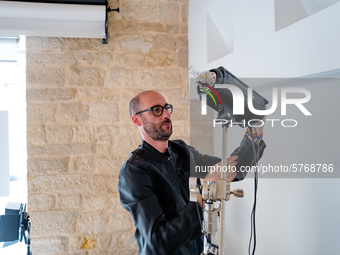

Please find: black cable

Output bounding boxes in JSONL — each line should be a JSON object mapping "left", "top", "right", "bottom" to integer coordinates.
{"left": 196, "top": 185, "right": 204, "bottom": 230}
{"left": 248, "top": 126, "right": 260, "bottom": 255}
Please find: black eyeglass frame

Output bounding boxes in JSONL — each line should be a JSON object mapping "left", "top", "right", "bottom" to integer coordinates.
{"left": 135, "top": 104, "right": 173, "bottom": 117}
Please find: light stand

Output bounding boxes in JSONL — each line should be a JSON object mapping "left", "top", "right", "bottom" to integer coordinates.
{"left": 189, "top": 65, "right": 268, "bottom": 254}
{"left": 189, "top": 173, "right": 244, "bottom": 255}
{"left": 190, "top": 114, "right": 244, "bottom": 255}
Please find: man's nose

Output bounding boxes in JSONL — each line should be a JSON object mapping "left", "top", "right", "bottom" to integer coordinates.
{"left": 161, "top": 108, "right": 171, "bottom": 119}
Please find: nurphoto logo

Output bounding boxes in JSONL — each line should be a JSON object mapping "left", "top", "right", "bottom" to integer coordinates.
{"left": 199, "top": 84, "right": 312, "bottom": 128}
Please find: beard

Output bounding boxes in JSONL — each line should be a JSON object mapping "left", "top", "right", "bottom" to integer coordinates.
{"left": 140, "top": 115, "right": 173, "bottom": 141}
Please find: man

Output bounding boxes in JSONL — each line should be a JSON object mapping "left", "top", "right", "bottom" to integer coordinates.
{"left": 118, "top": 91, "right": 266, "bottom": 255}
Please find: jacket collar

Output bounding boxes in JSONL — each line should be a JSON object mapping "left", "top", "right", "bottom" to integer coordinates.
{"left": 141, "top": 139, "right": 172, "bottom": 162}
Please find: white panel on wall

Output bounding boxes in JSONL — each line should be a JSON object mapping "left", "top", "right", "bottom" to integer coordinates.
{"left": 0, "top": 111, "right": 10, "bottom": 197}
{"left": 275, "top": 0, "right": 340, "bottom": 31}
{"left": 275, "top": 0, "right": 308, "bottom": 31}
{"left": 300, "top": 0, "right": 340, "bottom": 15}
{"left": 206, "top": 0, "right": 234, "bottom": 63}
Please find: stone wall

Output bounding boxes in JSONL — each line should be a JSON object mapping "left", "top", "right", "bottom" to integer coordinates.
{"left": 26, "top": 0, "right": 189, "bottom": 254}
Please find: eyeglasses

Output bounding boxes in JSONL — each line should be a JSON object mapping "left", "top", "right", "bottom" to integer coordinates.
{"left": 135, "top": 104, "right": 173, "bottom": 117}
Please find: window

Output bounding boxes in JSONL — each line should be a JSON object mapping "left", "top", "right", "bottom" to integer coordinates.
{"left": 0, "top": 36, "right": 27, "bottom": 254}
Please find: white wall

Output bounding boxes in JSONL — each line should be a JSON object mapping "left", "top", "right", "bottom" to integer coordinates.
{"left": 189, "top": 1, "right": 340, "bottom": 254}
{"left": 189, "top": 0, "right": 340, "bottom": 78}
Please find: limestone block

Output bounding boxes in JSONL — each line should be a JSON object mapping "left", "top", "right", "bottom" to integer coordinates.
{"left": 28, "top": 175, "right": 92, "bottom": 195}
{"left": 78, "top": 211, "right": 106, "bottom": 235}
{"left": 30, "top": 210, "right": 77, "bottom": 237}
{"left": 159, "top": 2, "right": 180, "bottom": 22}
{"left": 116, "top": 38, "right": 152, "bottom": 52}
{"left": 98, "top": 232, "right": 119, "bottom": 250}
{"left": 112, "top": 103, "right": 131, "bottom": 126}
{"left": 73, "top": 52, "right": 94, "bottom": 63}
{"left": 32, "top": 236, "right": 69, "bottom": 254}
{"left": 93, "top": 53, "right": 113, "bottom": 65}
{"left": 81, "top": 235, "right": 97, "bottom": 249}
{"left": 73, "top": 126, "right": 95, "bottom": 143}
{"left": 96, "top": 155, "right": 119, "bottom": 175}
{"left": 117, "top": 53, "right": 145, "bottom": 68}
{"left": 28, "top": 195, "right": 56, "bottom": 211}
{"left": 89, "top": 38, "right": 115, "bottom": 52}
{"left": 149, "top": 34, "right": 176, "bottom": 51}
{"left": 91, "top": 175, "right": 118, "bottom": 194}
{"left": 110, "top": 195, "right": 126, "bottom": 213}
{"left": 59, "top": 103, "right": 90, "bottom": 122}
{"left": 123, "top": 1, "right": 158, "bottom": 21}
{"left": 26, "top": 37, "right": 64, "bottom": 51}
{"left": 108, "top": 21, "right": 137, "bottom": 33}
{"left": 64, "top": 38, "right": 93, "bottom": 51}
{"left": 71, "top": 156, "right": 95, "bottom": 174}
{"left": 28, "top": 158, "right": 69, "bottom": 175}
{"left": 136, "top": 22, "right": 164, "bottom": 32}
{"left": 27, "top": 67, "right": 65, "bottom": 87}
{"left": 181, "top": 4, "right": 189, "bottom": 22}
{"left": 26, "top": 52, "right": 92, "bottom": 66}
{"left": 132, "top": 69, "right": 153, "bottom": 88}
{"left": 172, "top": 106, "right": 189, "bottom": 121}
{"left": 58, "top": 194, "right": 82, "bottom": 210}
{"left": 46, "top": 125, "right": 73, "bottom": 143}
{"left": 152, "top": 69, "right": 180, "bottom": 87}
{"left": 83, "top": 195, "right": 110, "bottom": 210}
{"left": 68, "top": 67, "right": 105, "bottom": 87}
{"left": 27, "top": 125, "right": 45, "bottom": 145}
{"left": 176, "top": 49, "right": 188, "bottom": 69}
{"left": 176, "top": 35, "right": 188, "bottom": 49}
{"left": 96, "top": 144, "right": 111, "bottom": 156}
{"left": 107, "top": 251, "right": 139, "bottom": 255}
{"left": 27, "top": 104, "right": 56, "bottom": 123}
{"left": 111, "top": 136, "right": 138, "bottom": 158}
{"left": 70, "top": 235, "right": 97, "bottom": 252}
{"left": 120, "top": 232, "right": 138, "bottom": 249}
{"left": 28, "top": 144, "right": 95, "bottom": 157}
{"left": 165, "top": 24, "right": 179, "bottom": 34}
{"left": 107, "top": 68, "right": 134, "bottom": 88}
{"left": 169, "top": 89, "right": 189, "bottom": 105}
{"left": 97, "top": 125, "right": 119, "bottom": 135}
{"left": 27, "top": 88, "right": 76, "bottom": 102}
{"left": 181, "top": 24, "right": 188, "bottom": 34}
{"left": 145, "top": 52, "right": 176, "bottom": 67}
{"left": 90, "top": 102, "right": 118, "bottom": 123}
{"left": 77, "top": 88, "right": 103, "bottom": 101}
{"left": 116, "top": 125, "right": 140, "bottom": 142}
{"left": 97, "top": 135, "right": 112, "bottom": 145}
{"left": 107, "top": 211, "right": 132, "bottom": 232}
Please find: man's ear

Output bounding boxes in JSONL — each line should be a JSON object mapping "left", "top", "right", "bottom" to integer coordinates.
{"left": 132, "top": 114, "right": 142, "bottom": 127}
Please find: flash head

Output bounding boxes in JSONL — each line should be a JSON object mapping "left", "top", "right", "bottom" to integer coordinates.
{"left": 195, "top": 66, "right": 269, "bottom": 127}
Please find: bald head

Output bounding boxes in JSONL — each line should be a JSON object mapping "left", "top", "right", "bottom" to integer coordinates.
{"left": 129, "top": 90, "right": 162, "bottom": 117}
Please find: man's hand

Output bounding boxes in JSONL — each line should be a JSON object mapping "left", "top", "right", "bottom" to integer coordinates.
{"left": 204, "top": 155, "right": 238, "bottom": 182}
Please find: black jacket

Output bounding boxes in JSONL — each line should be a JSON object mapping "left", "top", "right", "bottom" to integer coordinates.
{"left": 118, "top": 137, "right": 265, "bottom": 255}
